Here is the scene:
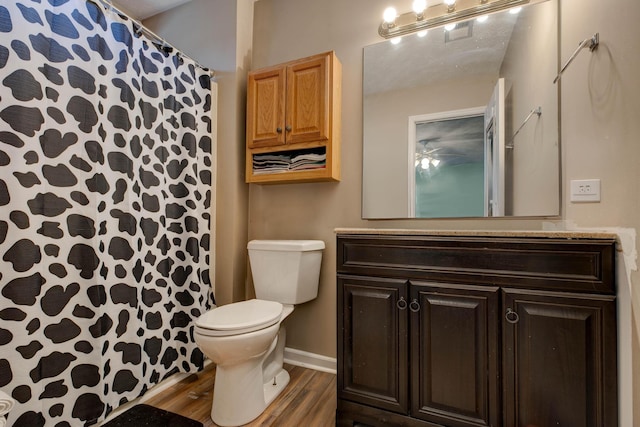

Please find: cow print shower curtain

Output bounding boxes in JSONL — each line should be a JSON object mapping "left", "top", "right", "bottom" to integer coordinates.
{"left": 0, "top": 1, "right": 214, "bottom": 425}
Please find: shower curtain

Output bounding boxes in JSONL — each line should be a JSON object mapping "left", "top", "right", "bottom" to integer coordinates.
{"left": 0, "top": 1, "right": 214, "bottom": 425}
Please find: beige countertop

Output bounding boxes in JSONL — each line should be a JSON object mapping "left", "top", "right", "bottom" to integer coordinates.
{"left": 334, "top": 228, "right": 618, "bottom": 240}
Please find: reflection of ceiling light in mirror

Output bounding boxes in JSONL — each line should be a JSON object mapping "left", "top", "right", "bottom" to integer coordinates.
{"left": 444, "top": 23, "right": 457, "bottom": 31}
{"left": 390, "top": 36, "right": 402, "bottom": 44}
{"left": 383, "top": 7, "right": 397, "bottom": 23}
{"left": 509, "top": 6, "right": 522, "bottom": 14}
{"left": 418, "top": 157, "right": 441, "bottom": 170}
{"left": 476, "top": 15, "right": 489, "bottom": 22}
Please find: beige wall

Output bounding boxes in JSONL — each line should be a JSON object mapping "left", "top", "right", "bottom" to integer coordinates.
{"left": 151, "top": 0, "right": 640, "bottom": 423}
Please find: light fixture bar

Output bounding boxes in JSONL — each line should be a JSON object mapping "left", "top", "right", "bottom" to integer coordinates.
{"left": 378, "top": 0, "right": 537, "bottom": 39}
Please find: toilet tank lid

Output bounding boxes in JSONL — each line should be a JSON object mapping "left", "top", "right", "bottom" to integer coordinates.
{"left": 248, "top": 240, "right": 325, "bottom": 251}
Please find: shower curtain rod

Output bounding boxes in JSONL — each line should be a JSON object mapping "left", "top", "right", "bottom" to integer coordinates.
{"left": 94, "top": 0, "right": 216, "bottom": 78}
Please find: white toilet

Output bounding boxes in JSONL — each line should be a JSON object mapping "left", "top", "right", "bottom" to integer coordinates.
{"left": 193, "top": 239, "right": 324, "bottom": 426}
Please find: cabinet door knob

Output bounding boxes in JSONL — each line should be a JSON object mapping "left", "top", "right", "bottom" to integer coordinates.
{"left": 397, "top": 297, "right": 407, "bottom": 310}
{"left": 276, "top": 127, "right": 283, "bottom": 133}
{"left": 505, "top": 308, "right": 520, "bottom": 324}
{"left": 285, "top": 125, "right": 292, "bottom": 132}
{"left": 409, "top": 299, "right": 420, "bottom": 313}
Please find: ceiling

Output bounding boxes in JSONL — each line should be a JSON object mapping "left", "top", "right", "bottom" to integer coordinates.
{"left": 110, "top": 0, "right": 193, "bottom": 20}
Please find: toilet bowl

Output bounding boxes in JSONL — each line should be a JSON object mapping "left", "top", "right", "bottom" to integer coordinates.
{"left": 194, "top": 240, "right": 324, "bottom": 426}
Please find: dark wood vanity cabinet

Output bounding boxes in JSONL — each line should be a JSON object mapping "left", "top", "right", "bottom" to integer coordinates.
{"left": 336, "top": 234, "right": 618, "bottom": 427}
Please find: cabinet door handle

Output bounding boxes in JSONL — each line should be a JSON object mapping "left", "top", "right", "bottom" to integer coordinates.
{"left": 409, "top": 299, "right": 420, "bottom": 313}
{"left": 397, "top": 297, "right": 407, "bottom": 310}
{"left": 276, "top": 127, "right": 283, "bottom": 133}
{"left": 285, "top": 125, "right": 292, "bottom": 132}
{"left": 505, "top": 308, "right": 520, "bottom": 324}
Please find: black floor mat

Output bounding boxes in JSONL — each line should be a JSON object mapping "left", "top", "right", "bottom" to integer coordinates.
{"left": 102, "top": 404, "right": 203, "bottom": 427}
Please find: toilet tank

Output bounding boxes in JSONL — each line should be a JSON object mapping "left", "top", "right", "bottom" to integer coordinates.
{"left": 247, "top": 240, "right": 324, "bottom": 305}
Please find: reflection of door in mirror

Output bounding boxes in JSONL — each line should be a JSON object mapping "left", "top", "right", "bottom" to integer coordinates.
{"left": 484, "top": 78, "right": 506, "bottom": 216}
{"left": 408, "top": 108, "right": 485, "bottom": 218}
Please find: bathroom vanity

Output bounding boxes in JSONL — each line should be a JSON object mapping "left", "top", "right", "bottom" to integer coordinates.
{"left": 336, "top": 230, "right": 618, "bottom": 427}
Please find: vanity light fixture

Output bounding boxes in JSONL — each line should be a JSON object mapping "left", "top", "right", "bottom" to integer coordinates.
{"left": 412, "top": 0, "right": 427, "bottom": 18}
{"left": 443, "top": 0, "right": 456, "bottom": 12}
{"left": 378, "top": 0, "right": 541, "bottom": 39}
{"left": 383, "top": 6, "right": 398, "bottom": 27}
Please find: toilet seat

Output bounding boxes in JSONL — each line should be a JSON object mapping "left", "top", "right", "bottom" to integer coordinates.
{"left": 195, "top": 299, "right": 283, "bottom": 337}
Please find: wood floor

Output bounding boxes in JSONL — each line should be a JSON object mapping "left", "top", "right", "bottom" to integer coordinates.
{"left": 144, "top": 363, "right": 337, "bottom": 426}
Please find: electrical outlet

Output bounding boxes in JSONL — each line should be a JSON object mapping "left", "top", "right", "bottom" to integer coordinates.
{"left": 570, "top": 179, "right": 600, "bottom": 202}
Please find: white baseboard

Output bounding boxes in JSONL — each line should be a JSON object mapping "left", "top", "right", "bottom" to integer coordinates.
{"left": 284, "top": 347, "right": 337, "bottom": 375}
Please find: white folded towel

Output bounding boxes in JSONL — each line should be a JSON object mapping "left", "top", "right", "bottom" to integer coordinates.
{"left": 0, "top": 415, "right": 6, "bottom": 427}
{"left": 0, "top": 390, "right": 15, "bottom": 417}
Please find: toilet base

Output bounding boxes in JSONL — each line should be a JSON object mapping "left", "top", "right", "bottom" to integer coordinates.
{"left": 211, "top": 365, "right": 290, "bottom": 426}
{"left": 263, "top": 368, "right": 290, "bottom": 409}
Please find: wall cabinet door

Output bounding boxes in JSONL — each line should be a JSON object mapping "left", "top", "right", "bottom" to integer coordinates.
{"left": 246, "top": 66, "right": 286, "bottom": 148}
{"left": 247, "top": 53, "right": 329, "bottom": 149}
{"left": 285, "top": 54, "right": 329, "bottom": 144}
{"left": 410, "top": 282, "right": 500, "bottom": 427}
{"left": 337, "top": 275, "right": 409, "bottom": 415}
{"left": 502, "top": 289, "right": 618, "bottom": 427}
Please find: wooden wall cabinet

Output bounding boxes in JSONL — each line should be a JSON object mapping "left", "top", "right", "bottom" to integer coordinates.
{"left": 337, "top": 233, "right": 618, "bottom": 427}
{"left": 246, "top": 51, "right": 341, "bottom": 184}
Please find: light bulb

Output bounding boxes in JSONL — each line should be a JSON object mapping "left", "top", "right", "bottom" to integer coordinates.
{"left": 421, "top": 158, "right": 429, "bottom": 169}
{"left": 383, "top": 7, "right": 397, "bottom": 23}
{"left": 444, "top": 23, "right": 456, "bottom": 31}
{"left": 417, "top": 30, "right": 428, "bottom": 37}
{"left": 412, "top": 0, "right": 427, "bottom": 14}
{"left": 477, "top": 15, "right": 488, "bottom": 23}
{"left": 390, "top": 36, "right": 402, "bottom": 45}
{"left": 444, "top": 0, "right": 456, "bottom": 6}
{"left": 509, "top": 6, "right": 522, "bottom": 14}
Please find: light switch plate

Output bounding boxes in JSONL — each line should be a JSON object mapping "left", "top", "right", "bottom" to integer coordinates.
{"left": 570, "top": 179, "right": 601, "bottom": 202}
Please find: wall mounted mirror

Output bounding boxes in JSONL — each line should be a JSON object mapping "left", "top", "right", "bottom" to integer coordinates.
{"left": 362, "top": 0, "right": 559, "bottom": 219}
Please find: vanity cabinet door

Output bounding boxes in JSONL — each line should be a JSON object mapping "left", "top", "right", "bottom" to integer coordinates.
{"left": 502, "top": 289, "right": 618, "bottom": 427}
{"left": 410, "top": 282, "right": 500, "bottom": 427}
{"left": 337, "top": 275, "right": 409, "bottom": 415}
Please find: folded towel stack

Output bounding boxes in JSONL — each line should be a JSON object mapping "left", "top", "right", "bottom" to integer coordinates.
{"left": 0, "top": 390, "right": 15, "bottom": 427}
{"left": 253, "top": 150, "right": 326, "bottom": 175}
{"left": 252, "top": 153, "right": 290, "bottom": 174}
{"left": 290, "top": 152, "right": 326, "bottom": 171}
